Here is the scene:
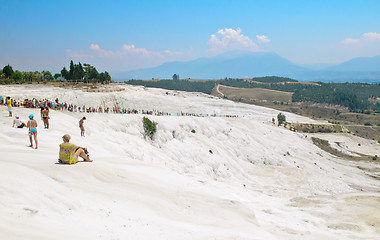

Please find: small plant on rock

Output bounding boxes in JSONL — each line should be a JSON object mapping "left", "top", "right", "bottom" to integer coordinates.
{"left": 277, "top": 112, "right": 286, "bottom": 126}
{"left": 143, "top": 117, "right": 157, "bottom": 140}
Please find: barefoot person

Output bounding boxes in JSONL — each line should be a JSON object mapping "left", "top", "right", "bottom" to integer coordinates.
{"left": 41, "top": 107, "right": 50, "bottom": 129}
{"left": 59, "top": 134, "right": 92, "bottom": 164}
{"left": 79, "top": 117, "right": 86, "bottom": 136}
{"left": 27, "top": 114, "right": 38, "bottom": 149}
{"left": 13, "top": 115, "right": 25, "bottom": 128}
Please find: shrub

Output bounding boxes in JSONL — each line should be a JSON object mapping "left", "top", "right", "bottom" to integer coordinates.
{"left": 142, "top": 117, "right": 157, "bottom": 140}
{"left": 191, "top": 129, "right": 196, "bottom": 133}
{"left": 364, "top": 122, "right": 372, "bottom": 126}
{"left": 277, "top": 112, "right": 286, "bottom": 126}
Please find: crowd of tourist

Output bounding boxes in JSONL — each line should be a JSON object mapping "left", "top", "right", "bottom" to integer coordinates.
{"left": 0, "top": 95, "right": 240, "bottom": 118}
{"left": 2, "top": 94, "right": 239, "bottom": 163}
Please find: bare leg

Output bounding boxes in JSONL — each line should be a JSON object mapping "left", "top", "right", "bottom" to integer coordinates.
{"left": 75, "top": 148, "right": 92, "bottom": 162}
{"left": 29, "top": 135, "right": 33, "bottom": 147}
{"left": 34, "top": 132, "right": 38, "bottom": 149}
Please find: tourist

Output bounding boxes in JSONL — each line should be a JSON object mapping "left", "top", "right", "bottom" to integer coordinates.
{"left": 41, "top": 107, "right": 50, "bottom": 129}
{"left": 79, "top": 116, "right": 86, "bottom": 136}
{"left": 6, "top": 96, "right": 12, "bottom": 117}
{"left": 13, "top": 115, "right": 25, "bottom": 128}
{"left": 27, "top": 114, "right": 38, "bottom": 149}
{"left": 58, "top": 134, "right": 92, "bottom": 164}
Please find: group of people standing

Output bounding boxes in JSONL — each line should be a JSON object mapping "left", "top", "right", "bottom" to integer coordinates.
{"left": 6, "top": 96, "right": 91, "bottom": 164}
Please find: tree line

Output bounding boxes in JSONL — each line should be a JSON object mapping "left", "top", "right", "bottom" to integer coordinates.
{"left": 0, "top": 60, "right": 111, "bottom": 84}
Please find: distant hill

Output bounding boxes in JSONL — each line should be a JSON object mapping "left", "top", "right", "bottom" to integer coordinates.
{"left": 290, "top": 55, "right": 380, "bottom": 83}
{"left": 327, "top": 55, "right": 380, "bottom": 72}
{"left": 113, "top": 52, "right": 380, "bottom": 83}
{"left": 116, "top": 52, "right": 307, "bottom": 80}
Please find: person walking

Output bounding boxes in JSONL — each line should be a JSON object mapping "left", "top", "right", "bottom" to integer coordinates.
{"left": 79, "top": 117, "right": 86, "bottom": 136}
{"left": 27, "top": 114, "right": 38, "bottom": 149}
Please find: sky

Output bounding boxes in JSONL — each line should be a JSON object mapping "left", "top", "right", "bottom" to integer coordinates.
{"left": 1, "top": 0, "right": 380, "bottom": 74}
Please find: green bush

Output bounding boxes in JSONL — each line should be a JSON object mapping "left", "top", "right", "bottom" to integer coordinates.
{"left": 277, "top": 112, "right": 286, "bottom": 126}
{"left": 143, "top": 117, "right": 157, "bottom": 140}
{"left": 191, "top": 129, "right": 196, "bottom": 133}
{"left": 364, "top": 122, "right": 372, "bottom": 126}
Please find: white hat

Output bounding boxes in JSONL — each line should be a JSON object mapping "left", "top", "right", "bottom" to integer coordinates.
{"left": 15, "top": 115, "right": 19, "bottom": 119}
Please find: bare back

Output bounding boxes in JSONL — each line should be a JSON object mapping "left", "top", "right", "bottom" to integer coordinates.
{"left": 27, "top": 119, "right": 37, "bottom": 130}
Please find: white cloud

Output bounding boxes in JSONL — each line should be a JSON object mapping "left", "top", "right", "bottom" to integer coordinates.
{"left": 123, "top": 44, "right": 150, "bottom": 56}
{"left": 342, "top": 38, "right": 359, "bottom": 44}
{"left": 90, "top": 44, "right": 117, "bottom": 57}
{"left": 342, "top": 32, "right": 380, "bottom": 44}
{"left": 208, "top": 28, "right": 260, "bottom": 52}
{"left": 66, "top": 44, "right": 186, "bottom": 71}
{"left": 90, "top": 44, "right": 100, "bottom": 50}
{"left": 256, "top": 35, "right": 270, "bottom": 43}
{"left": 362, "top": 32, "right": 380, "bottom": 41}
{"left": 164, "top": 49, "right": 183, "bottom": 56}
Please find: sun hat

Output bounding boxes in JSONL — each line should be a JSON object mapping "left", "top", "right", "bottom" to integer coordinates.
{"left": 15, "top": 115, "right": 19, "bottom": 119}
{"left": 62, "top": 134, "right": 71, "bottom": 142}
{"left": 29, "top": 114, "right": 34, "bottom": 119}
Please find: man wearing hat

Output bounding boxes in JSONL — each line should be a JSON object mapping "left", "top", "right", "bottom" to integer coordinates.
{"left": 26, "top": 114, "right": 38, "bottom": 149}
{"left": 59, "top": 134, "right": 92, "bottom": 164}
{"left": 13, "top": 115, "right": 25, "bottom": 128}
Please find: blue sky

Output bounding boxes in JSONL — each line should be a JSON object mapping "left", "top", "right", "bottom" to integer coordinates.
{"left": 1, "top": 0, "right": 380, "bottom": 74}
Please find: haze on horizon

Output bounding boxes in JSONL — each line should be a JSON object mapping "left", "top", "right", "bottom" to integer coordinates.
{"left": 1, "top": 0, "right": 380, "bottom": 74}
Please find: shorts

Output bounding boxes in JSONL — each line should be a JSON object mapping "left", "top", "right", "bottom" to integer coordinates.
{"left": 17, "top": 123, "right": 25, "bottom": 128}
{"left": 8, "top": 107, "right": 12, "bottom": 112}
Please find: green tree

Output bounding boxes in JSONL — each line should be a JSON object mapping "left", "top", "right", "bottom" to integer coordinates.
{"left": 89, "top": 67, "right": 99, "bottom": 80}
{"left": 23, "top": 71, "right": 33, "bottom": 82}
{"left": 73, "top": 62, "right": 85, "bottom": 80}
{"left": 42, "top": 70, "right": 53, "bottom": 81}
{"left": 12, "top": 70, "right": 23, "bottom": 81}
{"left": 54, "top": 73, "right": 61, "bottom": 80}
{"left": 32, "top": 71, "right": 42, "bottom": 82}
{"left": 277, "top": 112, "right": 286, "bottom": 126}
{"left": 104, "top": 71, "right": 111, "bottom": 83}
{"left": 3, "top": 65, "right": 14, "bottom": 78}
{"left": 69, "top": 60, "right": 75, "bottom": 80}
{"left": 98, "top": 72, "right": 106, "bottom": 83}
{"left": 61, "top": 67, "right": 69, "bottom": 80}
{"left": 172, "top": 74, "right": 179, "bottom": 81}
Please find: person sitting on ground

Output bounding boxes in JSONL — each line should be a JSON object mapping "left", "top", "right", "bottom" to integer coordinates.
{"left": 59, "top": 134, "right": 92, "bottom": 164}
{"left": 13, "top": 115, "right": 25, "bottom": 128}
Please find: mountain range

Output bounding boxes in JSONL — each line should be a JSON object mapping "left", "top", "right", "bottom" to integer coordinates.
{"left": 113, "top": 52, "right": 380, "bottom": 83}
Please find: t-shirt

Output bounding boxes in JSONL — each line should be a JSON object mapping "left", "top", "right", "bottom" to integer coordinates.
{"left": 14, "top": 119, "right": 22, "bottom": 127}
{"left": 59, "top": 143, "right": 78, "bottom": 164}
{"left": 7, "top": 99, "right": 12, "bottom": 107}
